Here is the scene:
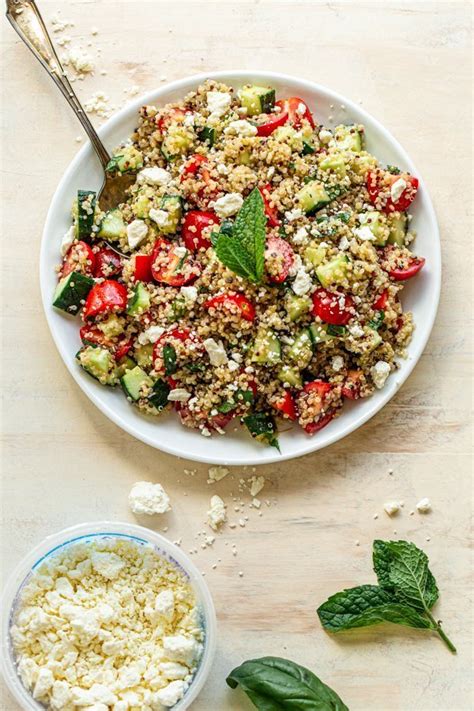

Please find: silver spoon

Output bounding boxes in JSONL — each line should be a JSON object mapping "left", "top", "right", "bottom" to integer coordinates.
{"left": 6, "top": 0, "right": 134, "bottom": 254}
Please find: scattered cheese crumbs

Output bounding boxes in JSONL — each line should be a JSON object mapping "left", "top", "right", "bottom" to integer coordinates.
{"left": 390, "top": 177, "right": 407, "bottom": 203}
{"left": 285, "top": 208, "right": 303, "bottom": 222}
{"left": 249, "top": 475, "right": 265, "bottom": 497}
{"left": 332, "top": 355, "right": 344, "bottom": 372}
{"left": 126, "top": 218, "right": 148, "bottom": 249}
{"left": 203, "top": 338, "right": 228, "bottom": 366}
{"left": 168, "top": 388, "right": 192, "bottom": 402}
{"left": 128, "top": 481, "right": 171, "bottom": 515}
{"left": 416, "top": 498, "right": 432, "bottom": 513}
{"left": 62, "top": 47, "right": 95, "bottom": 75}
{"left": 75, "top": 135, "right": 82, "bottom": 143}
{"left": 60, "top": 225, "right": 75, "bottom": 256}
{"left": 207, "top": 495, "right": 227, "bottom": 530}
{"left": 371, "top": 361, "right": 391, "bottom": 389}
{"left": 11, "top": 538, "right": 203, "bottom": 710}
{"left": 213, "top": 192, "right": 244, "bottom": 218}
{"left": 137, "top": 325, "right": 165, "bottom": 345}
{"left": 137, "top": 167, "right": 171, "bottom": 186}
{"left": 293, "top": 226, "right": 309, "bottom": 244}
{"left": 180, "top": 285, "right": 198, "bottom": 303}
{"left": 91, "top": 26, "right": 99, "bottom": 35}
{"left": 207, "top": 466, "right": 229, "bottom": 484}
{"left": 292, "top": 267, "right": 312, "bottom": 296}
{"left": 319, "top": 128, "right": 332, "bottom": 144}
{"left": 84, "top": 91, "right": 112, "bottom": 118}
{"left": 383, "top": 501, "right": 401, "bottom": 516}
{"left": 206, "top": 91, "right": 231, "bottom": 124}
{"left": 252, "top": 498, "right": 261, "bottom": 508}
{"left": 224, "top": 120, "right": 258, "bottom": 137}
{"left": 354, "top": 225, "right": 376, "bottom": 242}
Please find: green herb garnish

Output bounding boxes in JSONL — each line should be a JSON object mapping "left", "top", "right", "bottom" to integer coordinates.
{"left": 227, "top": 656, "right": 348, "bottom": 710}
{"left": 368, "top": 310, "right": 385, "bottom": 330}
{"left": 215, "top": 188, "right": 266, "bottom": 282}
{"left": 163, "top": 344, "right": 177, "bottom": 376}
{"left": 317, "top": 539, "right": 456, "bottom": 653}
{"left": 105, "top": 155, "right": 124, "bottom": 173}
{"left": 148, "top": 379, "right": 170, "bottom": 411}
{"left": 243, "top": 412, "right": 280, "bottom": 451}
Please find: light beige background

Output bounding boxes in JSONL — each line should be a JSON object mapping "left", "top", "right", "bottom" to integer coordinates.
{"left": 1, "top": 1, "right": 472, "bottom": 710}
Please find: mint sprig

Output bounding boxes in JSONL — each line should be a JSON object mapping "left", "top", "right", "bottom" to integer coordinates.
{"left": 317, "top": 539, "right": 456, "bottom": 653}
{"left": 215, "top": 188, "right": 266, "bottom": 282}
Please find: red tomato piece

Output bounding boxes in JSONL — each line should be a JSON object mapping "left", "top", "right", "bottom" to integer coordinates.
{"left": 367, "top": 170, "right": 419, "bottom": 213}
{"left": 83, "top": 280, "right": 128, "bottom": 320}
{"left": 134, "top": 255, "right": 153, "bottom": 282}
{"left": 151, "top": 238, "right": 201, "bottom": 287}
{"left": 153, "top": 328, "right": 202, "bottom": 371}
{"left": 156, "top": 107, "right": 187, "bottom": 132}
{"left": 259, "top": 185, "right": 280, "bottom": 227}
{"left": 298, "top": 380, "right": 335, "bottom": 434}
{"left": 182, "top": 210, "right": 220, "bottom": 251}
{"left": 80, "top": 324, "right": 114, "bottom": 349}
{"left": 388, "top": 257, "right": 425, "bottom": 281}
{"left": 93, "top": 248, "right": 122, "bottom": 279}
{"left": 203, "top": 293, "right": 256, "bottom": 322}
{"left": 284, "top": 97, "right": 315, "bottom": 128}
{"left": 208, "top": 412, "right": 234, "bottom": 430}
{"left": 265, "top": 236, "right": 295, "bottom": 283}
{"left": 181, "top": 154, "right": 209, "bottom": 178}
{"left": 115, "top": 339, "right": 133, "bottom": 361}
{"left": 312, "top": 288, "right": 354, "bottom": 325}
{"left": 341, "top": 370, "right": 364, "bottom": 400}
{"left": 60, "top": 241, "right": 95, "bottom": 279}
{"left": 273, "top": 390, "right": 298, "bottom": 421}
{"left": 304, "top": 413, "right": 335, "bottom": 435}
{"left": 373, "top": 289, "right": 389, "bottom": 310}
{"left": 381, "top": 246, "right": 426, "bottom": 281}
{"left": 256, "top": 107, "right": 289, "bottom": 137}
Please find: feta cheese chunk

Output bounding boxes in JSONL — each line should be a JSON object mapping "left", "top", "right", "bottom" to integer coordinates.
{"left": 180, "top": 285, "right": 198, "bottom": 303}
{"left": 137, "top": 325, "right": 165, "bottom": 345}
{"left": 213, "top": 192, "right": 243, "bottom": 218}
{"left": 206, "top": 91, "right": 232, "bottom": 123}
{"left": 353, "top": 225, "right": 375, "bottom": 242}
{"left": 332, "top": 356, "right": 344, "bottom": 372}
{"left": 371, "top": 360, "right": 391, "bottom": 389}
{"left": 167, "top": 388, "right": 192, "bottom": 402}
{"left": 208, "top": 466, "right": 229, "bottom": 483}
{"left": 384, "top": 501, "right": 400, "bottom": 516}
{"left": 293, "top": 226, "right": 309, "bottom": 244}
{"left": 249, "top": 475, "right": 265, "bottom": 497}
{"left": 292, "top": 268, "right": 312, "bottom": 296}
{"left": 137, "top": 167, "right": 171, "bottom": 186}
{"left": 154, "top": 679, "right": 186, "bottom": 708}
{"left": 128, "top": 481, "right": 171, "bottom": 515}
{"left": 285, "top": 208, "right": 303, "bottom": 222}
{"left": 90, "top": 551, "right": 125, "bottom": 580}
{"left": 203, "top": 338, "right": 228, "bottom": 366}
{"left": 416, "top": 497, "right": 432, "bottom": 513}
{"left": 32, "top": 668, "right": 54, "bottom": 701}
{"left": 163, "top": 634, "right": 199, "bottom": 664}
{"left": 127, "top": 219, "right": 148, "bottom": 249}
{"left": 224, "top": 119, "right": 258, "bottom": 137}
{"left": 390, "top": 177, "right": 407, "bottom": 203}
{"left": 154, "top": 589, "right": 175, "bottom": 620}
{"left": 207, "top": 495, "right": 227, "bottom": 530}
{"left": 319, "top": 128, "right": 332, "bottom": 144}
{"left": 60, "top": 225, "right": 75, "bottom": 256}
{"left": 149, "top": 208, "right": 170, "bottom": 229}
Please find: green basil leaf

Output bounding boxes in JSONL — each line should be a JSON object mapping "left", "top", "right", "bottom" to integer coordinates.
{"left": 148, "top": 379, "right": 170, "bottom": 411}
{"left": 317, "top": 585, "right": 435, "bottom": 631}
{"left": 243, "top": 413, "right": 280, "bottom": 451}
{"left": 368, "top": 310, "right": 385, "bottom": 331}
{"left": 226, "top": 656, "right": 349, "bottom": 711}
{"left": 372, "top": 540, "right": 439, "bottom": 611}
{"left": 163, "top": 344, "right": 177, "bottom": 376}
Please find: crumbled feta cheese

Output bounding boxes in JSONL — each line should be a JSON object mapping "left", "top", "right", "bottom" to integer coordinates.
{"left": 154, "top": 679, "right": 186, "bottom": 707}
{"left": 416, "top": 498, "right": 432, "bottom": 513}
{"left": 293, "top": 226, "right": 309, "bottom": 244}
{"left": 250, "top": 475, "right": 265, "bottom": 497}
{"left": 180, "top": 285, "right": 198, "bottom": 303}
{"left": 318, "top": 128, "right": 332, "bottom": 143}
{"left": 60, "top": 225, "right": 75, "bottom": 256}
{"left": 128, "top": 481, "right": 171, "bottom": 515}
{"left": 213, "top": 193, "right": 243, "bottom": 218}
{"left": 32, "top": 668, "right": 54, "bottom": 700}
{"left": 224, "top": 119, "right": 258, "bottom": 137}
{"left": 154, "top": 589, "right": 175, "bottom": 620}
{"left": 208, "top": 466, "right": 229, "bottom": 483}
{"left": 292, "top": 268, "right": 312, "bottom": 296}
{"left": 203, "top": 338, "right": 228, "bottom": 366}
{"left": 168, "top": 388, "right": 192, "bottom": 402}
{"left": 149, "top": 208, "right": 171, "bottom": 228}
{"left": 62, "top": 48, "right": 94, "bottom": 74}
{"left": 137, "top": 325, "right": 165, "bottom": 345}
{"left": 285, "top": 208, "right": 303, "bottom": 222}
{"left": 228, "top": 360, "right": 239, "bottom": 372}
{"left": 353, "top": 225, "right": 375, "bottom": 241}
{"left": 90, "top": 551, "right": 125, "bottom": 580}
{"left": 339, "top": 235, "right": 350, "bottom": 251}
{"left": 206, "top": 91, "right": 232, "bottom": 123}
{"left": 159, "top": 662, "right": 189, "bottom": 679}
{"left": 332, "top": 356, "right": 344, "bottom": 372}
{"left": 390, "top": 177, "right": 407, "bottom": 203}
{"left": 296, "top": 102, "right": 307, "bottom": 115}
{"left": 207, "top": 495, "right": 227, "bottom": 530}
{"left": 384, "top": 501, "right": 400, "bottom": 516}
{"left": 137, "top": 167, "right": 171, "bottom": 186}
{"left": 163, "top": 634, "right": 200, "bottom": 664}
{"left": 371, "top": 360, "right": 391, "bottom": 389}
{"left": 183, "top": 112, "right": 195, "bottom": 127}
{"left": 83, "top": 91, "right": 111, "bottom": 118}
{"left": 126, "top": 219, "right": 148, "bottom": 249}
{"left": 348, "top": 322, "right": 365, "bottom": 338}
{"left": 173, "top": 246, "right": 187, "bottom": 260}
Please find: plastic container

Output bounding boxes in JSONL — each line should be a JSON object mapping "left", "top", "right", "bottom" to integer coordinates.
{"left": 1, "top": 521, "right": 217, "bottom": 710}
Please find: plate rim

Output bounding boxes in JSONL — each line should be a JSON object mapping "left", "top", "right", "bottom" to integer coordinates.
{"left": 40, "top": 69, "right": 441, "bottom": 465}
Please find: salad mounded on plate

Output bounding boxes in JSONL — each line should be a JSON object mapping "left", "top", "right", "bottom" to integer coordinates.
{"left": 53, "top": 81, "right": 423, "bottom": 449}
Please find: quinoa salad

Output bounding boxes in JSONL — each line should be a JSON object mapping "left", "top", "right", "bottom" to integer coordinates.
{"left": 53, "top": 80, "right": 425, "bottom": 449}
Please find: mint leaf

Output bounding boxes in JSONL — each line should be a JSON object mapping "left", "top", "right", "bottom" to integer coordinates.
{"left": 317, "top": 585, "right": 435, "bottom": 631}
{"left": 215, "top": 188, "right": 266, "bottom": 282}
{"left": 226, "top": 656, "right": 349, "bottom": 711}
{"left": 373, "top": 540, "right": 439, "bottom": 611}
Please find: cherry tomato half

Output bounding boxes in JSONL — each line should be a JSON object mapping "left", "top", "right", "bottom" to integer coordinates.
{"left": 83, "top": 280, "right": 128, "bottom": 320}
{"left": 298, "top": 380, "right": 335, "bottom": 435}
{"left": 283, "top": 97, "right": 315, "bottom": 129}
{"left": 182, "top": 210, "right": 220, "bottom": 251}
{"left": 203, "top": 293, "right": 256, "bottom": 322}
{"left": 151, "top": 238, "right": 201, "bottom": 287}
{"left": 259, "top": 184, "right": 280, "bottom": 227}
{"left": 256, "top": 107, "right": 289, "bottom": 137}
{"left": 134, "top": 254, "right": 153, "bottom": 283}
{"left": 264, "top": 236, "right": 295, "bottom": 284}
{"left": 312, "top": 288, "right": 354, "bottom": 325}
{"left": 341, "top": 370, "right": 364, "bottom": 400}
{"left": 373, "top": 289, "right": 389, "bottom": 311}
{"left": 60, "top": 241, "right": 95, "bottom": 279}
{"left": 367, "top": 170, "right": 419, "bottom": 213}
{"left": 273, "top": 390, "right": 298, "bottom": 421}
{"left": 93, "top": 248, "right": 122, "bottom": 279}
{"left": 156, "top": 107, "right": 187, "bottom": 132}
{"left": 381, "top": 246, "right": 425, "bottom": 281}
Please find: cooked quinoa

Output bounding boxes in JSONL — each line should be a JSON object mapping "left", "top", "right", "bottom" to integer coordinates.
{"left": 53, "top": 80, "right": 425, "bottom": 448}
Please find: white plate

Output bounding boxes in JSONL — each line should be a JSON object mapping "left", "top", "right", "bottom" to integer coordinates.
{"left": 40, "top": 70, "right": 441, "bottom": 465}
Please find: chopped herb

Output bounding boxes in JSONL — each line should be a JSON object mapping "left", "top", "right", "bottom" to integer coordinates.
{"left": 243, "top": 412, "right": 280, "bottom": 451}
{"left": 327, "top": 324, "right": 347, "bottom": 337}
{"left": 105, "top": 155, "right": 124, "bottom": 173}
{"left": 148, "top": 379, "right": 170, "bottom": 411}
{"left": 368, "top": 310, "right": 385, "bottom": 330}
{"left": 387, "top": 165, "right": 401, "bottom": 175}
{"left": 163, "top": 344, "right": 177, "bottom": 376}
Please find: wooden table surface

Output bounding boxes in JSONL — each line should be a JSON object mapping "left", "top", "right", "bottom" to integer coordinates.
{"left": 1, "top": 2, "right": 472, "bottom": 709}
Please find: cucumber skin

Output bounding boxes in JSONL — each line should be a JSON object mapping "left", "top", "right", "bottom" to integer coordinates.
{"left": 53, "top": 271, "right": 94, "bottom": 313}
{"left": 77, "top": 190, "right": 97, "bottom": 239}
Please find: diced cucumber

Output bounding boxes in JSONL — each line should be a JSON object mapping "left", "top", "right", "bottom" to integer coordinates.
{"left": 273, "top": 126, "right": 303, "bottom": 151}
{"left": 76, "top": 346, "right": 117, "bottom": 385}
{"left": 97, "top": 314, "right": 124, "bottom": 338}
{"left": 351, "top": 151, "right": 377, "bottom": 176}
{"left": 358, "top": 210, "right": 389, "bottom": 246}
{"left": 387, "top": 212, "right": 408, "bottom": 246}
{"left": 158, "top": 195, "right": 183, "bottom": 234}
{"left": 197, "top": 126, "right": 215, "bottom": 146}
{"left": 121, "top": 365, "right": 153, "bottom": 401}
{"left": 127, "top": 282, "right": 151, "bottom": 316}
{"left": 316, "top": 255, "right": 350, "bottom": 288}
{"left": 243, "top": 412, "right": 279, "bottom": 450}
{"left": 319, "top": 153, "right": 347, "bottom": 178}
{"left": 334, "top": 125, "right": 363, "bottom": 152}
{"left": 98, "top": 209, "right": 126, "bottom": 240}
{"left": 237, "top": 149, "right": 251, "bottom": 166}
{"left": 308, "top": 322, "right": 340, "bottom": 345}
{"left": 132, "top": 191, "right": 153, "bottom": 219}
{"left": 277, "top": 365, "right": 303, "bottom": 388}
{"left": 296, "top": 181, "right": 345, "bottom": 215}
{"left": 115, "top": 356, "right": 137, "bottom": 379}
{"left": 250, "top": 330, "right": 282, "bottom": 365}
{"left": 53, "top": 271, "right": 94, "bottom": 313}
{"left": 239, "top": 85, "right": 276, "bottom": 116}
{"left": 76, "top": 190, "right": 97, "bottom": 239}
{"left": 107, "top": 146, "right": 143, "bottom": 173}
{"left": 304, "top": 244, "right": 327, "bottom": 268}
{"left": 148, "top": 378, "right": 171, "bottom": 412}
{"left": 134, "top": 343, "right": 154, "bottom": 369}
{"left": 287, "top": 329, "right": 313, "bottom": 368}
{"left": 161, "top": 127, "right": 193, "bottom": 161}
{"left": 286, "top": 294, "right": 311, "bottom": 322}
